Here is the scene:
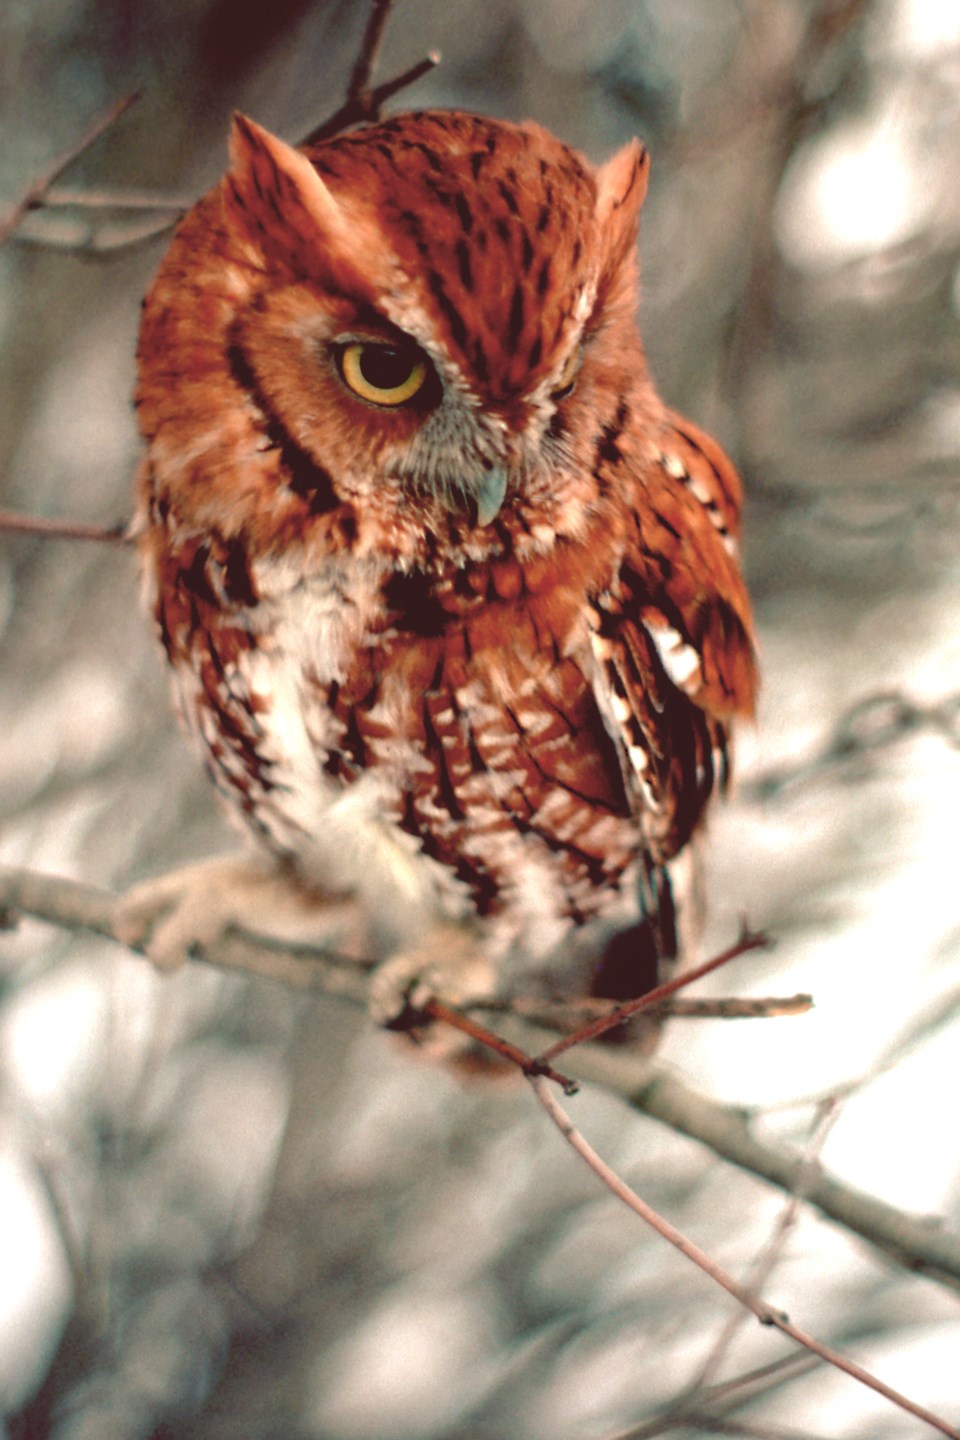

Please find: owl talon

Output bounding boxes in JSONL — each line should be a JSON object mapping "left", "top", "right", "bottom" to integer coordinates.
{"left": 368, "top": 928, "right": 497, "bottom": 1037}
{"left": 375, "top": 978, "right": 436, "bottom": 1034}
{"left": 113, "top": 856, "right": 364, "bottom": 973}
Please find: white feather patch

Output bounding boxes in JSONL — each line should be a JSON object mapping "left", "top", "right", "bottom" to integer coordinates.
{"left": 610, "top": 693, "right": 632, "bottom": 725}
{"left": 645, "top": 621, "right": 701, "bottom": 693}
{"left": 686, "top": 472, "right": 714, "bottom": 507}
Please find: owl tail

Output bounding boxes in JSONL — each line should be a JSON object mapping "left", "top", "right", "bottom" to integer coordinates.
{"left": 587, "top": 850, "right": 709, "bottom": 1052}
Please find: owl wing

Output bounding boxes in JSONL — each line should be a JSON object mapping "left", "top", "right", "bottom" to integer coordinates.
{"left": 588, "top": 408, "right": 758, "bottom": 865}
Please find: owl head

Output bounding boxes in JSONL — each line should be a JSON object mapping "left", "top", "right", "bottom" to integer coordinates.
{"left": 137, "top": 110, "right": 650, "bottom": 561}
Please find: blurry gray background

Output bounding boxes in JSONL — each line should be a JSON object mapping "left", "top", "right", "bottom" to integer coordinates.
{"left": 1, "top": 1, "right": 960, "bottom": 1436}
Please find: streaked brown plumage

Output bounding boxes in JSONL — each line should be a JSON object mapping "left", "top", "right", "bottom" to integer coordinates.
{"left": 135, "top": 109, "right": 756, "bottom": 1004}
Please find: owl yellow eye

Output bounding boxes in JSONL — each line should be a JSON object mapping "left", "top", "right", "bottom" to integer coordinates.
{"left": 338, "top": 341, "right": 428, "bottom": 406}
{"left": 552, "top": 345, "right": 582, "bottom": 400}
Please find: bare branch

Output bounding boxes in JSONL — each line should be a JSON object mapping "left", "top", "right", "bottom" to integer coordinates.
{"left": 487, "top": 992, "right": 813, "bottom": 1026}
{"left": 300, "top": 0, "right": 440, "bottom": 144}
{"left": 0, "top": 2, "right": 438, "bottom": 262}
{"left": 609, "top": 1057, "right": 960, "bottom": 1294}
{"left": 655, "top": 995, "right": 813, "bottom": 1019}
{"left": 420, "top": 996, "right": 579, "bottom": 1093}
{"left": 616, "top": 1354, "right": 822, "bottom": 1439}
{"left": 9, "top": 211, "right": 182, "bottom": 256}
{"left": 347, "top": 0, "right": 395, "bottom": 101}
{"left": 689, "top": 1098, "right": 843, "bottom": 1392}
{"left": 537, "top": 928, "right": 772, "bottom": 1060}
{"left": 0, "top": 510, "right": 130, "bottom": 545}
{"left": 41, "top": 186, "right": 193, "bottom": 212}
{"left": 0, "top": 864, "right": 371, "bottom": 1005}
{"left": 0, "top": 92, "right": 140, "bottom": 248}
{"left": 528, "top": 1075, "right": 960, "bottom": 1439}
{"left": 3, "top": 863, "right": 960, "bottom": 1297}
{"left": 301, "top": 52, "right": 441, "bottom": 144}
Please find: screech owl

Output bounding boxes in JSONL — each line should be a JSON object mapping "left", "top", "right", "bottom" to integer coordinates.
{"left": 133, "top": 109, "right": 757, "bottom": 1016}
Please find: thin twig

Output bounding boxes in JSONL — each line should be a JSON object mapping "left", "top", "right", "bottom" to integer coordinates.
{"left": 348, "top": 0, "right": 394, "bottom": 101}
{"left": 0, "top": 511, "right": 130, "bottom": 545}
{"left": 677, "top": 1421, "right": 833, "bottom": 1440}
{"left": 616, "top": 1060, "right": 960, "bottom": 1293}
{"left": 0, "top": 3, "right": 436, "bottom": 258}
{"left": 41, "top": 186, "right": 193, "bottom": 213}
{"left": 684, "top": 1353, "right": 820, "bottom": 1408}
{"left": 499, "top": 993, "right": 813, "bottom": 1028}
{"left": 17, "top": 217, "right": 180, "bottom": 256}
{"left": 300, "top": 0, "right": 440, "bottom": 143}
{"left": 0, "top": 92, "right": 140, "bottom": 247}
{"left": 528, "top": 1075, "right": 960, "bottom": 1439}
{"left": 651, "top": 995, "right": 812, "bottom": 1019}
{"left": 301, "top": 53, "right": 441, "bottom": 144}
{"left": 420, "top": 996, "right": 579, "bottom": 1093}
{"left": 763, "top": 975, "right": 960, "bottom": 1116}
{"left": 537, "top": 928, "right": 772, "bottom": 1061}
{"left": 688, "top": 1098, "right": 842, "bottom": 1393}
{"left": 615, "top": 1353, "right": 821, "bottom": 1439}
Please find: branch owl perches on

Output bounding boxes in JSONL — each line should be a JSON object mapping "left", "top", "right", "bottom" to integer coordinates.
{"left": 132, "top": 106, "right": 757, "bottom": 1027}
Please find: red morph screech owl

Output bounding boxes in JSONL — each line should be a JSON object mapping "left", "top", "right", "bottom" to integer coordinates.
{"left": 133, "top": 109, "right": 757, "bottom": 1015}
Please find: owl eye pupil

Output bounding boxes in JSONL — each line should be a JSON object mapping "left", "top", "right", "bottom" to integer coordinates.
{"left": 359, "top": 345, "right": 411, "bottom": 389}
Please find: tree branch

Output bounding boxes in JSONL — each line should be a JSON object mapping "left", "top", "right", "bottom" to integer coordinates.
{"left": 530, "top": 1075, "right": 960, "bottom": 1439}
{"left": 299, "top": 0, "right": 440, "bottom": 144}
{"left": 2, "top": 1, "right": 438, "bottom": 260}
{"left": 0, "top": 510, "right": 130, "bottom": 545}
{"left": 0, "top": 92, "right": 140, "bottom": 248}
{"left": 2, "top": 863, "right": 959, "bottom": 1297}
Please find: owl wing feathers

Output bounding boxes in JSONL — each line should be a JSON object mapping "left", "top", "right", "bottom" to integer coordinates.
{"left": 587, "top": 412, "right": 758, "bottom": 863}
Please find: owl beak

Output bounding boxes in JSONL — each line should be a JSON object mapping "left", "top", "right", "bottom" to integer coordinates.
{"left": 474, "top": 466, "right": 507, "bottom": 527}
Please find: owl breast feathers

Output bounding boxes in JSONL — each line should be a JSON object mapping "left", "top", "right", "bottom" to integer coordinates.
{"left": 135, "top": 108, "right": 757, "bottom": 993}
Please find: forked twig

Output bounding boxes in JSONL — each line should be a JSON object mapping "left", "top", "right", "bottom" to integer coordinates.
{"left": 4, "top": 0, "right": 436, "bottom": 260}
{"left": 420, "top": 996, "right": 579, "bottom": 1093}
{"left": 537, "top": 927, "right": 772, "bottom": 1062}
{"left": 529, "top": 1075, "right": 960, "bottom": 1440}
{"left": 348, "top": 0, "right": 395, "bottom": 99}
{"left": 421, "top": 928, "right": 778, "bottom": 1089}
{"left": 692, "top": 1098, "right": 842, "bottom": 1389}
{"left": 614, "top": 1354, "right": 822, "bottom": 1439}
{"left": 0, "top": 91, "right": 140, "bottom": 248}
{"left": 301, "top": 0, "right": 440, "bottom": 144}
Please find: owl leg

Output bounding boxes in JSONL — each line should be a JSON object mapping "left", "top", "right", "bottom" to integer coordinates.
{"left": 112, "top": 855, "right": 365, "bottom": 971}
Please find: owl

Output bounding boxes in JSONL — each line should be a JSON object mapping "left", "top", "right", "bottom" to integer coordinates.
{"left": 132, "top": 109, "right": 757, "bottom": 1024}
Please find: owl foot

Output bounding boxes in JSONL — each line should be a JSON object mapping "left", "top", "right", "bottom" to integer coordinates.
{"left": 369, "top": 924, "right": 498, "bottom": 1050}
{"left": 112, "top": 855, "right": 364, "bottom": 971}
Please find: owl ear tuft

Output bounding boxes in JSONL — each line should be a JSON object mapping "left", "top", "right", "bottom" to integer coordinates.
{"left": 594, "top": 138, "right": 650, "bottom": 299}
{"left": 223, "top": 113, "right": 350, "bottom": 271}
